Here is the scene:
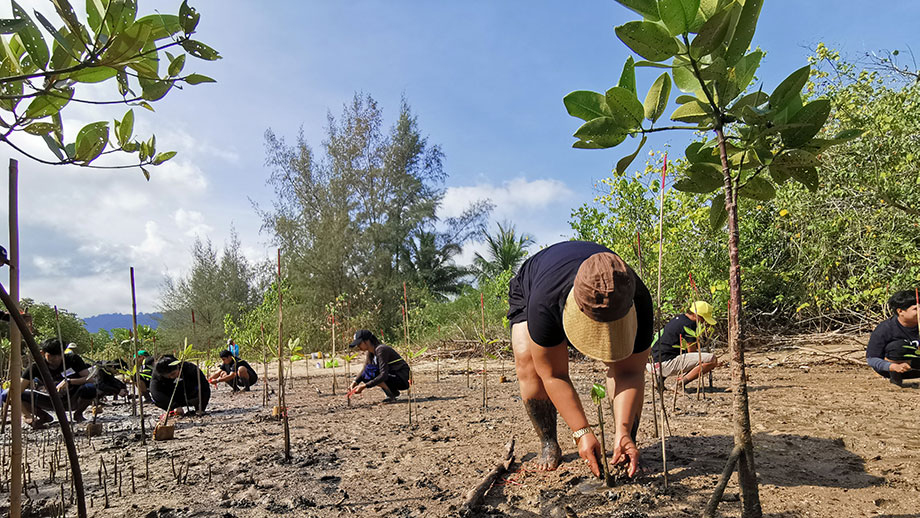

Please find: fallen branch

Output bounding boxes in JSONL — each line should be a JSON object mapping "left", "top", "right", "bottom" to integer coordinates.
{"left": 702, "top": 445, "right": 743, "bottom": 518}
{"left": 460, "top": 438, "right": 515, "bottom": 514}
{"left": 791, "top": 346, "right": 865, "bottom": 366}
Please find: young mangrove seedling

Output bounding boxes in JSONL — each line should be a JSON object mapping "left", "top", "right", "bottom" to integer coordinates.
{"left": 590, "top": 383, "right": 612, "bottom": 486}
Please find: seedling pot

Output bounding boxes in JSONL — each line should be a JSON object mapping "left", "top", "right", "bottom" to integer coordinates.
{"left": 153, "top": 424, "right": 175, "bottom": 441}
{"left": 272, "top": 405, "right": 286, "bottom": 418}
{"left": 499, "top": 375, "right": 508, "bottom": 383}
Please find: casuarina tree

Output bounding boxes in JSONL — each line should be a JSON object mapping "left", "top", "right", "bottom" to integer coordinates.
{"left": 563, "top": 1, "right": 859, "bottom": 515}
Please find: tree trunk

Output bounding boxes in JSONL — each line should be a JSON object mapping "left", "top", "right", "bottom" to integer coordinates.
{"left": 715, "top": 128, "right": 762, "bottom": 517}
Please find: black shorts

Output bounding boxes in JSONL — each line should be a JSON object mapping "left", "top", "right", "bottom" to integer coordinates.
{"left": 507, "top": 275, "right": 527, "bottom": 326}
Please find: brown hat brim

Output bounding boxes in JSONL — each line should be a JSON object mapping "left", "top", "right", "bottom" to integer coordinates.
{"left": 562, "top": 288, "right": 637, "bottom": 362}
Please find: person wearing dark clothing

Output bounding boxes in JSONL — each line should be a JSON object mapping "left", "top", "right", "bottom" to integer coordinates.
{"left": 648, "top": 301, "right": 719, "bottom": 383}
{"left": 208, "top": 350, "right": 258, "bottom": 391}
{"left": 19, "top": 338, "right": 96, "bottom": 428}
{"left": 867, "top": 290, "right": 920, "bottom": 386}
{"left": 348, "top": 330, "right": 411, "bottom": 401}
{"left": 134, "top": 350, "right": 155, "bottom": 402}
{"left": 150, "top": 356, "right": 210, "bottom": 415}
{"left": 506, "top": 241, "right": 653, "bottom": 479}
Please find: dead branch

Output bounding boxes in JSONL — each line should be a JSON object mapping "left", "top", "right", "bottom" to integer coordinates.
{"left": 460, "top": 437, "right": 515, "bottom": 515}
{"left": 702, "top": 445, "right": 743, "bottom": 518}
{"left": 791, "top": 346, "right": 865, "bottom": 366}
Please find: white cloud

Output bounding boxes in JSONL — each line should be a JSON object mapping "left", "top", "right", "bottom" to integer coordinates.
{"left": 440, "top": 177, "right": 575, "bottom": 220}
{"left": 174, "top": 209, "right": 213, "bottom": 237}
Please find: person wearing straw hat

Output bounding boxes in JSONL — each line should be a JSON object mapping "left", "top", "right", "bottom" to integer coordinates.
{"left": 507, "top": 241, "right": 653, "bottom": 478}
{"left": 648, "top": 301, "right": 719, "bottom": 385}
{"left": 866, "top": 290, "right": 919, "bottom": 387}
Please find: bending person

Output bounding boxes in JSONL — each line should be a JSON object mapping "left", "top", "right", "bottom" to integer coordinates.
{"left": 348, "top": 330, "right": 410, "bottom": 402}
{"left": 150, "top": 355, "right": 210, "bottom": 415}
{"left": 507, "top": 240, "right": 653, "bottom": 478}
{"left": 208, "top": 350, "right": 258, "bottom": 392}
{"left": 867, "top": 290, "right": 920, "bottom": 387}
{"left": 648, "top": 301, "right": 719, "bottom": 385}
{"left": 18, "top": 338, "right": 96, "bottom": 428}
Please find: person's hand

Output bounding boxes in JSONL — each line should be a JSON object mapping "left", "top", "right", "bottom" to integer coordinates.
{"left": 612, "top": 432, "right": 640, "bottom": 477}
{"left": 577, "top": 432, "right": 602, "bottom": 477}
{"left": 55, "top": 379, "right": 69, "bottom": 393}
{"left": 890, "top": 362, "right": 913, "bottom": 373}
{"left": 354, "top": 383, "right": 367, "bottom": 394}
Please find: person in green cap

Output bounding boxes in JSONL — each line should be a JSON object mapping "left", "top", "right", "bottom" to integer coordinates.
{"left": 648, "top": 301, "right": 719, "bottom": 385}
{"left": 134, "top": 350, "right": 155, "bottom": 403}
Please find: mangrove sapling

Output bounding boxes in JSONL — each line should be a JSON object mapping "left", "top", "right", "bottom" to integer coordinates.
{"left": 286, "top": 337, "right": 303, "bottom": 391}
{"left": 402, "top": 345, "right": 428, "bottom": 425}
{"left": 590, "top": 383, "right": 612, "bottom": 485}
{"left": 276, "top": 249, "right": 291, "bottom": 460}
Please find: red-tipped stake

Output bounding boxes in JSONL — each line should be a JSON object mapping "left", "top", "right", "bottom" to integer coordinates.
{"left": 655, "top": 154, "right": 669, "bottom": 490}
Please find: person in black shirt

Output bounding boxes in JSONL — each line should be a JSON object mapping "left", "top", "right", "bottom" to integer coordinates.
{"left": 348, "top": 330, "right": 411, "bottom": 402}
{"left": 19, "top": 338, "right": 96, "bottom": 428}
{"left": 507, "top": 241, "right": 653, "bottom": 479}
{"left": 866, "top": 290, "right": 920, "bottom": 386}
{"left": 149, "top": 355, "right": 210, "bottom": 415}
{"left": 133, "top": 350, "right": 155, "bottom": 402}
{"left": 648, "top": 301, "right": 719, "bottom": 384}
{"left": 208, "top": 350, "right": 258, "bottom": 391}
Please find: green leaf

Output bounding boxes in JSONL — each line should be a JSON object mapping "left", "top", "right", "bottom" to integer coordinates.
{"left": 74, "top": 121, "right": 109, "bottom": 163}
{"left": 563, "top": 91, "right": 611, "bottom": 121}
{"left": 670, "top": 100, "right": 712, "bottom": 123}
{"left": 102, "top": 20, "right": 152, "bottom": 64}
{"left": 134, "top": 14, "right": 181, "bottom": 40}
{"left": 772, "top": 149, "right": 819, "bottom": 168}
{"left": 616, "top": 135, "right": 647, "bottom": 174}
{"left": 604, "top": 87, "right": 644, "bottom": 129}
{"left": 643, "top": 73, "right": 671, "bottom": 123}
{"left": 590, "top": 382, "right": 607, "bottom": 404}
{"left": 180, "top": 39, "right": 220, "bottom": 60}
{"left": 728, "top": 89, "right": 768, "bottom": 115}
{"left": 184, "top": 73, "right": 215, "bottom": 85}
{"left": 690, "top": 4, "right": 733, "bottom": 58}
{"left": 32, "top": 9, "right": 73, "bottom": 56}
{"left": 179, "top": 0, "right": 200, "bottom": 34}
{"left": 139, "top": 78, "right": 172, "bottom": 101}
{"left": 724, "top": 0, "right": 763, "bottom": 65}
{"left": 572, "top": 140, "right": 603, "bottom": 149}
{"left": 686, "top": 140, "right": 719, "bottom": 164}
{"left": 618, "top": 56, "right": 636, "bottom": 95}
{"left": 672, "top": 62, "right": 704, "bottom": 95}
{"left": 86, "top": 0, "right": 106, "bottom": 33}
{"left": 739, "top": 176, "right": 776, "bottom": 201}
{"left": 141, "top": 166, "right": 150, "bottom": 181}
{"left": 572, "top": 117, "right": 628, "bottom": 148}
{"left": 613, "top": 0, "right": 660, "bottom": 21}
{"left": 709, "top": 191, "right": 727, "bottom": 229}
{"left": 136, "top": 100, "right": 154, "bottom": 111}
{"left": 790, "top": 166, "right": 819, "bottom": 192}
{"left": 674, "top": 162, "right": 724, "bottom": 193}
{"left": 25, "top": 88, "right": 73, "bottom": 119}
{"left": 69, "top": 66, "right": 117, "bottom": 83}
{"left": 615, "top": 21, "right": 679, "bottom": 62}
{"left": 117, "top": 108, "right": 134, "bottom": 146}
{"left": 11, "top": 1, "right": 49, "bottom": 69}
{"left": 0, "top": 18, "right": 26, "bottom": 34}
{"left": 167, "top": 53, "right": 186, "bottom": 77}
{"left": 658, "top": 0, "right": 700, "bottom": 36}
{"left": 832, "top": 128, "right": 864, "bottom": 141}
{"left": 770, "top": 65, "right": 810, "bottom": 110}
{"left": 23, "top": 122, "right": 55, "bottom": 135}
{"left": 152, "top": 151, "right": 176, "bottom": 165}
{"left": 51, "top": 0, "right": 85, "bottom": 44}
{"left": 675, "top": 94, "right": 697, "bottom": 104}
{"left": 781, "top": 99, "right": 831, "bottom": 148}
{"left": 42, "top": 134, "right": 64, "bottom": 160}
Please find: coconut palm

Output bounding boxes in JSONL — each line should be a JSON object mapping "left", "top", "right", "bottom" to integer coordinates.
{"left": 400, "top": 230, "right": 469, "bottom": 301}
{"left": 472, "top": 221, "right": 534, "bottom": 283}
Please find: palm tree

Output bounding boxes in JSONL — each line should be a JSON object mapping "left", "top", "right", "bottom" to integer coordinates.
{"left": 472, "top": 221, "right": 535, "bottom": 283}
{"left": 401, "top": 230, "right": 470, "bottom": 301}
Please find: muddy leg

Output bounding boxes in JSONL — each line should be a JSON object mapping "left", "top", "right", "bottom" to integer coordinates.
{"left": 512, "top": 322, "right": 561, "bottom": 470}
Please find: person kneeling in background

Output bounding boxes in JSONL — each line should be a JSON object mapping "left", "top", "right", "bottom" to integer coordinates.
{"left": 648, "top": 301, "right": 720, "bottom": 387}
{"left": 150, "top": 355, "right": 210, "bottom": 415}
{"left": 208, "top": 350, "right": 258, "bottom": 392}
{"left": 867, "top": 290, "right": 920, "bottom": 387}
{"left": 348, "top": 330, "right": 410, "bottom": 402}
{"left": 17, "top": 338, "right": 96, "bottom": 428}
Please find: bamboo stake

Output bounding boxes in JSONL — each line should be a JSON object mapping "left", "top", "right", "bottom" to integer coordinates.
{"left": 277, "top": 250, "right": 290, "bottom": 460}
{"left": 481, "top": 292, "right": 487, "bottom": 411}
{"left": 8, "top": 159, "right": 22, "bottom": 518}
{"left": 54, "top": 306, "right": 74, "bottom": 420}
{"left": 636, "top": 231, "right": 659, "bottom": 439}
{"left": 403, "top": 283, "right": 412, "bottom": 425}
{"left": 655, "top": 153, "right": 669, "bottom": 489}
{"left": 689, "top": 273, "right": 705, "bottom": 400}
{"left": 331, "top": 309, "right": 337, "bottom": 395}
{"left": 260, "top": 323, "right": 268, "bottom": 407}
{"left": 130, "top": 268, "right": 147, "bottom": 443}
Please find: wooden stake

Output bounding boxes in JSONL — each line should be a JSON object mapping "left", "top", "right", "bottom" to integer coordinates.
{"left": 277, "top": 249, "right": 291, "bottom": 460}
{"left": 8, "top": 159, "right": 22, "bottom": 518}
{"left": 655, "top": 154, "right": 669, "bottom": 489}
{"left": 130, "top": 268, "right": 147, "bottom": 443}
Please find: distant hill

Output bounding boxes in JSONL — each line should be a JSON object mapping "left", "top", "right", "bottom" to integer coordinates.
{"left": 83, "top": 313, "right": 161, "bottom": 333}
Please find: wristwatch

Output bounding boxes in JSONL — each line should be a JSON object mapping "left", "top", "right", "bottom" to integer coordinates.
{"left": 572, "top": 426, "right": 593, "bottom": 446}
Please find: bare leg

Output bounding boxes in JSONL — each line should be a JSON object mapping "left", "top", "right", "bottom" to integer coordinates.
{"left": 605, "top": 361, "right": 644, "bottom": 442}
{"left": 513, "top": 322, "right": 562, "bottom": 471}
{"left": 680, "top": 359, "right": 718, "bottom": 383}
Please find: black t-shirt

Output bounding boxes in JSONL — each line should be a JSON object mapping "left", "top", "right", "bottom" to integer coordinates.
{"left": 867, "top": 315, "right": 920, "bottom": 370}
{"left": 651, "top": 314, "right": 699, "bottom": 363}
{"left": 511, "top": 241, "right": 653, "bottom": 351}
{"left": 151, "top": 361, "right": 207, "bottom": 399}
{"left": 21, "top": 353, "right": 89, "bottom": 383}
{"left": 219, "top": 357, "right": 253, "bottom": 374}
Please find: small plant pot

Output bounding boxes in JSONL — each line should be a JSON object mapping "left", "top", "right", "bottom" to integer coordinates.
{"left": 153, "top": 424, "right": 175, "bottom": 441}
{"left": 499, "top": 376, "right": 508, "bottom": 383}
{"left": 272, "top": 406, "right": 286, "bottom": 418}
{"left": 85, "top": 423, "right": 104, "bottom": 437}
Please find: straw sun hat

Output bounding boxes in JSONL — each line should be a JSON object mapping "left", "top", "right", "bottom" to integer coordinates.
{"left": 562, "top": 252, "right": 638, "bottom": 362}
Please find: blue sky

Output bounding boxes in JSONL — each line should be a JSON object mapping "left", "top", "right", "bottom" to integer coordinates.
{"left": 1, "top": 1, "right": 917, "bottom": 317}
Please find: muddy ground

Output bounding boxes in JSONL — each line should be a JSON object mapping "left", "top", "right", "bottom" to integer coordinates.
{"left": 3, "top": 333, "right": 918, "bottom": 518}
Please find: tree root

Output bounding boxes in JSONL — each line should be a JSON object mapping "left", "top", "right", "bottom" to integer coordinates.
{"left": 460, "top": 437, "right": 515, "bottom": 515}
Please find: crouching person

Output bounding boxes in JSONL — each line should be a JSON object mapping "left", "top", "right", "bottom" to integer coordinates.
{"left": 150, "top": 355, "right": 210, "bottom": 415}
{"left": 20, "top": 338, "right": 96, "bottom": 428}
{"left": 867, "top": 290, "right": 920, "bottom": 387}
{"left": 648, "top": 301, "right": 719, "bottom": 386}
{"left": 348, "top": 330, "right": 410, "bottom": 402}
{"left": 208, "top": 350, "right": 258, "bottom": 392}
